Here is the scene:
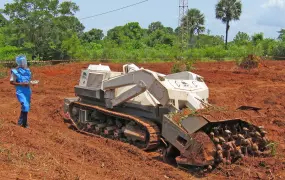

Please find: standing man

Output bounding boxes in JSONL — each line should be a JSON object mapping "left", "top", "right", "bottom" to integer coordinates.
{"left": 10, "top": 55, "right": 32, "bottom": 128}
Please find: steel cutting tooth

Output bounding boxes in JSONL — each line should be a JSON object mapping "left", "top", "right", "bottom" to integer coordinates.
{"left": 244, "top": 138, "right": 253, "bottom": 146}
{"left": 238, "top": 134, "right": 245, "bottom": 139}
{"left": 219, "top": 137, "right": 226, "bottom": 143}
{"left": 260, "top": 130, "right": 267, "bottom": 136}
{"left": 252, "top": 143, "right": 259, "bottom": 151}
{"left": 225, "top": 130, "right": 232, "bottom": 134}
{"left": 262, "top": 137, "right": 268, "bottom": 143}
{"left": 221, "top": 158, "right": 227, "bottom": 164}
{"left": 255, "top": 131, "right": 262, "bottom": 137}
{"left": 235, "top": 147, "right": 243, "bottom": 158}
{"left": 249, "top": 132, "right": 256, "bottom": 137}
{"left": 232, "top": 134, "right": 238, "bottom": 139}
{"left": 213, "top": 137, "right": 220, "bottom": 143}
{"left": 217, "top": 150, "right": 223, "bottom": 159}
{"left": 216, "top": 144, "right": 223, "bottom": 151}
{"left": 207, "top": 165, "right": 213, "bottom": 171}
{"left": 230, "top": 141, "right": 237, "bottom": 149}
{"left": 224, "top": 142, "right": 233, "bottom": 150}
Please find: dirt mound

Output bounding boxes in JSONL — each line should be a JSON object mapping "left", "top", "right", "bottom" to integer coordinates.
{"left": 0, "top": 60, "right": 285, "bottom": 179}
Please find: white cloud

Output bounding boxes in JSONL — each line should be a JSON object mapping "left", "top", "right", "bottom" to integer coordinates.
{"left": 262, "top": 0, "right": 285, "bottom": 9}
{"left": 258, "top": 0, "right": 285, "bottom": 28}
{"left": 257, "top": 7, "right": 285, "bottom": 27}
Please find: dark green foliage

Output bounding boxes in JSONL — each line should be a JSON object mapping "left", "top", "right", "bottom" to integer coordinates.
{"left": 0, "top": 0, "right": 284, "bottom": 62}
{"left": 148, "top": 21, "right": 164, "bottom": 34}
{"left": 277, "top": 29, "right": 285, "bottom": 40}
{"left": 233, "top": 32, "right": 250, "bottom": 45}
{"left": 146, "top": 30, "right": 175, "bottom": 47}
{"left": 272, "top": 41, "right": 285, "bottom": 59}
{"left": 180, "top": 8, "right": 205, "bottom": 48}
{"left": 0, "top": 14, "right": 8, "bottom": 27}
{"left": 195, "top": 34, "right": 224, "bottom": 48}
{"left": 252, "top": 33, "right": 264, "bottom": 46}
{"left": 82, "top": 29, "right": 104, "bottom": 43}
{"left": 2, "top": 0, "right": 83, "bottom": 60}
{"left": 183, "top": 9, "right": 205, "bottom": 37}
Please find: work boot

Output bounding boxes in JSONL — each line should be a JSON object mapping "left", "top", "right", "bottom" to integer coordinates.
{"left": 21, "top": 112, "right": 28, "bottom": 128}
{"left": 22, "top": 124, "right": 29, "bottom": 128}
{"left": 18, "top": 111, "right": 24, "bottom": 126}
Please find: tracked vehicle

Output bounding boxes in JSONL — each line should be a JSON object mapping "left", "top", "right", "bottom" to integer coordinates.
{"left": 63, "top": 64, "right": 269, "bottom": 168}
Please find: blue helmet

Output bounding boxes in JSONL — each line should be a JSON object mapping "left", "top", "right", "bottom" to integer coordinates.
{"left": 16, "top": 55, "right": 28, "bottom": 68}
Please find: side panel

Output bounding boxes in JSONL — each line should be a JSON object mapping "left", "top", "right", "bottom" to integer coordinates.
{"left": 180, "top": 116, "right": 208, "bottom": 134}
{"left": 162, "top": 115, "right": 191, "bottom": 152}
{"left": 75, "top": 86, "right": 104, "bottom": 101}
{"left": 162, "top": 115, "right": 215, "bottom": 166}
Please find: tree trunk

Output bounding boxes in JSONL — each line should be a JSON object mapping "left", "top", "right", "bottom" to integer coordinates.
{"left": 225, "top": 21, "right": 230, "bottom": 50}
{"left": 197, "top": 32, "right": 200, "bottom": 48}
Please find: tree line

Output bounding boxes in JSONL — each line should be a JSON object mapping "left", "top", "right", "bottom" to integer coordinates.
{"left": 0, "top": 0, "right": 285, "bottom": 61}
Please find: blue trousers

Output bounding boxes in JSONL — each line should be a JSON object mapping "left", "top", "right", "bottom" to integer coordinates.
{"left": 15, "top": 87, "right": 31, "bottom": 128}
{"left": 18, "top": 111, "right": 28, "bottom": 127}
{"left": 16, "top": 87, "right": 31, "bottom": 112}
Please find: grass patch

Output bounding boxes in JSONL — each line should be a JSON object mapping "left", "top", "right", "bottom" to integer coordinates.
{"left": 0, "top": 146, "right": 12, "bottom": 162}
{"left": 23, "top": 152, "right": 35, "bottom": 160}
{"left": 259, "top": 161, "right": 266, "bottom": 167}
{"left": 266, "top": 141, "right": 278, "bottom": 156}
{"left": 0, "top": 65, "right": 7, "bottom": 78}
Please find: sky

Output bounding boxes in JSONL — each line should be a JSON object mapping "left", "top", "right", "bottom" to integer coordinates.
{"left": 1, "top": 0, "right": 285, "bottom": 41}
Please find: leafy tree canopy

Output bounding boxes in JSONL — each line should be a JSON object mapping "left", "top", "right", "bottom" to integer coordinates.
{"left": 183, "top": 8, "right": 205, "bottom": 36}
{"left": 3, "top": 0, "right": 84, "bottom": 59}
{"left": 233, "top": 31, "right": 250, "bottom": 45}
{"left": 252, "top": 33, "right": 264, "bottom": 45}
{"left": 82, "top": 28, "right": 104, "bottom": 43}
{"left": 0, "top": 14, "right": 8, "bottom": 27}
{"left": 148, "top": 21, "right": 164, "bottom": 34}
{"left": 277, "top": 29, "right": 285, "bottom": 40}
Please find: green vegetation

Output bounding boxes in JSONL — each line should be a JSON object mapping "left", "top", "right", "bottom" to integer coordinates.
{"left": 0, "top": 0, "right": 284, "bottom": 62}
{"left": 216, "top": 0, "right": 242, "bottom": 50}
{"left": 266, "top": 141, "right": 278, "bottom": 156}
{"left": 0, "top": 64, "right": 7, "bottom": 78}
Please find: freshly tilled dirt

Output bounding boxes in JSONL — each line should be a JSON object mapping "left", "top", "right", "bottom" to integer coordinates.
{"left": 0, "top": 60, "right": 284, "bottom": 179}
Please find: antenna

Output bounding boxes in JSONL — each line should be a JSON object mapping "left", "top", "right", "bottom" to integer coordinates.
{"left": 178, "top": 0, "right": 189, "bottom": 50}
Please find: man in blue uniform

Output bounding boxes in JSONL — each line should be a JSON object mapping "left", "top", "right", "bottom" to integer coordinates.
{"left": 10, "top": 55, "right": 32, "bottom": 128}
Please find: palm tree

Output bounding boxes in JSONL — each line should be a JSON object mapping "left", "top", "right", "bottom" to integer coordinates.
{"left": 277, "top": 29, "right": 285, "bottom": 40}
{"left": 216, "top": 0, "right": 242, "bottom": 49}
{"left": 182, "top": 8, "right": 205, "bottom": 47}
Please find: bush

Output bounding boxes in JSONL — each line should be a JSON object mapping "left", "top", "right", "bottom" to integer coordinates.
{"left": 0, "top": 46, "right": 27, "bottom": 61}
{"left": 272, "top": 41, "right": 285, "bottom": 59}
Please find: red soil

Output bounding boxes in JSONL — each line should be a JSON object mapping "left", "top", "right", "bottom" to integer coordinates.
{"left": 0, "top": 60, "right": 284, "bottom": 179}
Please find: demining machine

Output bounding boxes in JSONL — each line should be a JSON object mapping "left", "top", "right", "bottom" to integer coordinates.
{"left": 63, "top": 63, "right": 270, "bottom": 169}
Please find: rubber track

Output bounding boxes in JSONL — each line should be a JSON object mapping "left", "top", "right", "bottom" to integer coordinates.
{"left": 69, "top": 101, "right": 161, "bottom": 151}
